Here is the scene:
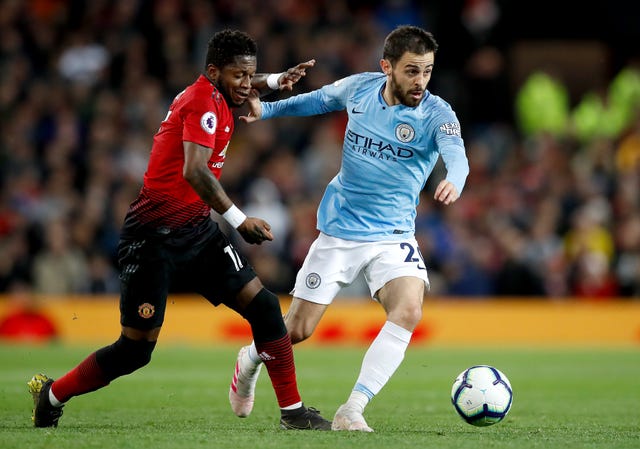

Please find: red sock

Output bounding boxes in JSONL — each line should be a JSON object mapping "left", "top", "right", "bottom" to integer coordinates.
{"left": 51, "top": 352, "right": 110, "bottom": 403}
{"left": 255, "top": 335, "right": 301, "bottom": 408}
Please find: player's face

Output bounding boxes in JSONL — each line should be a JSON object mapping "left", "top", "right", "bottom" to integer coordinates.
{"left": 385, "top": 52, "right": 434, "bottom": 107}
{"left": 215, "top": 55, "right": 257, "bottom": 107}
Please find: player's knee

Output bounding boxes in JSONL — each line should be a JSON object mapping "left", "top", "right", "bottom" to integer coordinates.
{"left": 287, "top": 321, "right": 313, "bottom": 344}
{"left": 407, "top": 304, "right": 423, "bottom": 328}
{"left": 95, "top": 334, "right": 157, "bottom": 381}
{"left": 388, "top": 302, "right": 423, "bottom": 330}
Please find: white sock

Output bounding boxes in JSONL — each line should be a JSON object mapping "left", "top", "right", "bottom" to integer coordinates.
{"left": 247, "top": 341, "right": 261, "bottom": 364}
{"left": 281, "top": 401, "right": 303, "bottom": 411}
{"left": 345, "top": 390, "right": 369, "bottom": 413}
{"left": 350, "top": 321, "right": 412, "bottom": 410}
{"left": 49, "top": 386, "right": 63, "bottom": 407}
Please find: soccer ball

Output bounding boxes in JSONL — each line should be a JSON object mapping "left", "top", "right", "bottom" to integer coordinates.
{"left": 451, "top": 365, "right": 513, "bottom": 427}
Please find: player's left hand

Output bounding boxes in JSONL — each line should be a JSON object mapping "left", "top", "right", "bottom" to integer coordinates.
{"left": 239, "top": 90, "right": 262, "bottom": 123}
{"left": 237, "top": 217, "right": 274, "bottom": 245}
{"left": 434, "top": 180, "right": 460, "bottom": 205}
{"left": 278, "top": 59, "right": 316, "bottom": 91}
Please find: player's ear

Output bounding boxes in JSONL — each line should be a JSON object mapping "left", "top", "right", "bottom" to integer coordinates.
{"left": 380, "top": 59, "right": 392, "bottom": 76}
{"left": 205, "top": 64, "right": 219, "bottom": 82}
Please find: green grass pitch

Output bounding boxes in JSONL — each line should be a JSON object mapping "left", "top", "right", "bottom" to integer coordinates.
{"left": 1, "top": 343, "right": 638, "bottom": 449}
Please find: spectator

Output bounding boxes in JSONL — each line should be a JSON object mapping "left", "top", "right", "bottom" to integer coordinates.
{"left": 1, "top": 0, "right": 639, "bottom": 299}
{"left": 32, "top": 218, "right": 89, "bottom": 295}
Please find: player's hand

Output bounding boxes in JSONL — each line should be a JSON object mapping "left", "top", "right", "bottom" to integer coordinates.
{"left": 278, "top": 59, "right": 316, "bottom": 91}
{"left": 237, "top": 217, "right": 274, "bottom": 245}
{"left": 434, "top": 180, "right": 460, "bottom": 205}
{"left": 239, "top": 90, "right": 262, "bottom": 123}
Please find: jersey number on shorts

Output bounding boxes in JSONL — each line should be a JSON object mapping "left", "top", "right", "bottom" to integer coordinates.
{"left": 224, "top": 245, "right": 244, "bottom": 271}
{"left": 400, "top": 242, "right": 426, "bottom": 270}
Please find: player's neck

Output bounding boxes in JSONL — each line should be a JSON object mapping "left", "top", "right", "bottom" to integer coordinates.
{"left": 381, "top": 85, "right": 399, "bottom": 106}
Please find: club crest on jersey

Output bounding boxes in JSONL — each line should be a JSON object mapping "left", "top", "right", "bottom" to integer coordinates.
{"left": 395, "top": 123, "right": 415, "bottom": 143}
{"left": 200, "top": 111, "right": 217, "bottom": 135}
{"left": 138, "top": 302, "right": 155, "bottom": 319}
{"left": 305, "top": 273, "right": 321, "bottom": 289}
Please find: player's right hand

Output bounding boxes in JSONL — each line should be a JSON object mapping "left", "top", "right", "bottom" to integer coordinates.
{"left": 237, "top": 217, "right": 273, "bottom": 245}
{"left": 279, "top": 59, "right": 316, "bottom": 91}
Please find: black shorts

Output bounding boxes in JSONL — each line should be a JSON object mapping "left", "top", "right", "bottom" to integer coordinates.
{"left": 117, "top": 218, "right": 257, "bottom": 330}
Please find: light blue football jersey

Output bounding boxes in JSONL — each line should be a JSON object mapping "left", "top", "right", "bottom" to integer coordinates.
{"left": 262, "top": 72, "right": 469, "bottom": 241}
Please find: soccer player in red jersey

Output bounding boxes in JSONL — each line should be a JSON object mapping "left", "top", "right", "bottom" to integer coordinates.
{"left": 28, "top": 29, "right": 330, "bottom": 431}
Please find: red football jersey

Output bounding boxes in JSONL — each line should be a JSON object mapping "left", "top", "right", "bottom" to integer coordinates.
{"left": 128, "top": 75, "right": 235, "bottom": 228}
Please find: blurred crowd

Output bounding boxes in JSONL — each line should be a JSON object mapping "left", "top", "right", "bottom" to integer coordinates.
{"left": 1, "top": 0, "right": 639, "bottom": 300}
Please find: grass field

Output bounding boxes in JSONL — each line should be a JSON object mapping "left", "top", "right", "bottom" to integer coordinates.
{"left": 1, "top": 343, "right": 638, "bottom": 449}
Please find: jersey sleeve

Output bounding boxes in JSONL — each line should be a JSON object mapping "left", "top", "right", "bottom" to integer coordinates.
{"left": 261, "top": 75, "right": 359, "bottom": 119}
{"left": 433, "top": 112, "right": 469, "bottom": 194}
{"left": 182, "top": 95, "right": 218, "bottom": 149}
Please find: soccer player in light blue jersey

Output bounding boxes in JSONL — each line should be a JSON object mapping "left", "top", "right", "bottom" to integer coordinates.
{"left": 229, "top": 25, "right": 469, "bottom": 432}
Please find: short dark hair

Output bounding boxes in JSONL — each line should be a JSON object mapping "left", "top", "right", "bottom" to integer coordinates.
{"left": 205, "top": 29, "right": 257, "bottom": 70}
{"left": 382, "top": 25, "right": 438, "bottom": 65}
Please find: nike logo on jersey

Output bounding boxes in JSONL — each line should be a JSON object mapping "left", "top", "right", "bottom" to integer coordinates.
{"left": 351, "top": 107, "right": 364, "bottom": 114}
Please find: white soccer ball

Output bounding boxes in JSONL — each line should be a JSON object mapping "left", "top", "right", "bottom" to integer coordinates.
{"left": 451, "top": 365, "right": 513, "bottom": 427}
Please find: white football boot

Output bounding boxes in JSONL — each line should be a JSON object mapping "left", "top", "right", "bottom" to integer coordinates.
{"left": 229, "top": 346, "right": 262, "bottom": 417}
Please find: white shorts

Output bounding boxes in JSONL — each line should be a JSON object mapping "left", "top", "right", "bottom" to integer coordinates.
{"left": 291, "top": 232, "right": 430, "bottom": 305}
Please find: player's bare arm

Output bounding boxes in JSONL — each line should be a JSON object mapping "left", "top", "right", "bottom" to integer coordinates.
{"left": 182, "top": 141, "right": 273, "bottom": 244}
{"left": 434, "top": 179, "right": 460, "bottom": 205}
{"left": 251, "top": 59, "right": 316, "bottom": 93}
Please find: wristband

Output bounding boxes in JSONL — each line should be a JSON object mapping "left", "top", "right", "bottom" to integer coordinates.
{"left": 266, "top": 72, "right": 284, "bottom": 90}
{"left": 222, "top": 204, "right": 247, "bottom": 229}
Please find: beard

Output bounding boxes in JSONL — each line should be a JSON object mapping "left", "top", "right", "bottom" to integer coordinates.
{"left": 389, "top": 73, "right": 424, "bottom": 107}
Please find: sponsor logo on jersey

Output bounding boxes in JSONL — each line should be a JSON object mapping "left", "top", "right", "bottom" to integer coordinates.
{"left": 346, "top": 129, "right": 414, "bottom": 161}
{"left": 200, "top": 111, "right": 217, "bottom": 134}
{"left": 439, "top": 122, "right": 461, "bottom": 137}
{"left": 138, "top": 303, "right": 155, "bottom": 319}
{"left": 395, "top": 123, "right": 415, "bottom": 143}
{"left": 305, "top": 272, "right": 321, "bottom": 289}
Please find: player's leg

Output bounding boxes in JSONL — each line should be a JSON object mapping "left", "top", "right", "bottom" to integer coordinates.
{"left": 230, "top": 278, "right": 330, "bottom": 429}
{"left": 230, "top": 297, "right": 327, "bottom": 416}
{"left": 284, "top": 296, "right": 329, "bottom": 344}
{"left": 234, "top": 278, "right": 303, "bottom": 409}
{"left": 29, "top": 326, "right": 162, "bottom": 427}
{"left": 228, "top": 233, "right": 349, "bottom": 418}
{"left": 29, "top": 236, "right": 168, "bottom": 428}
{"left": 333, "top": 277, "right": 424, "bottom": 432}
{"left": 333, "top": 239, "right": 427, "bottom": 432}
{"left": 194, "top": 231, "right": 330, "bottom": 429}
